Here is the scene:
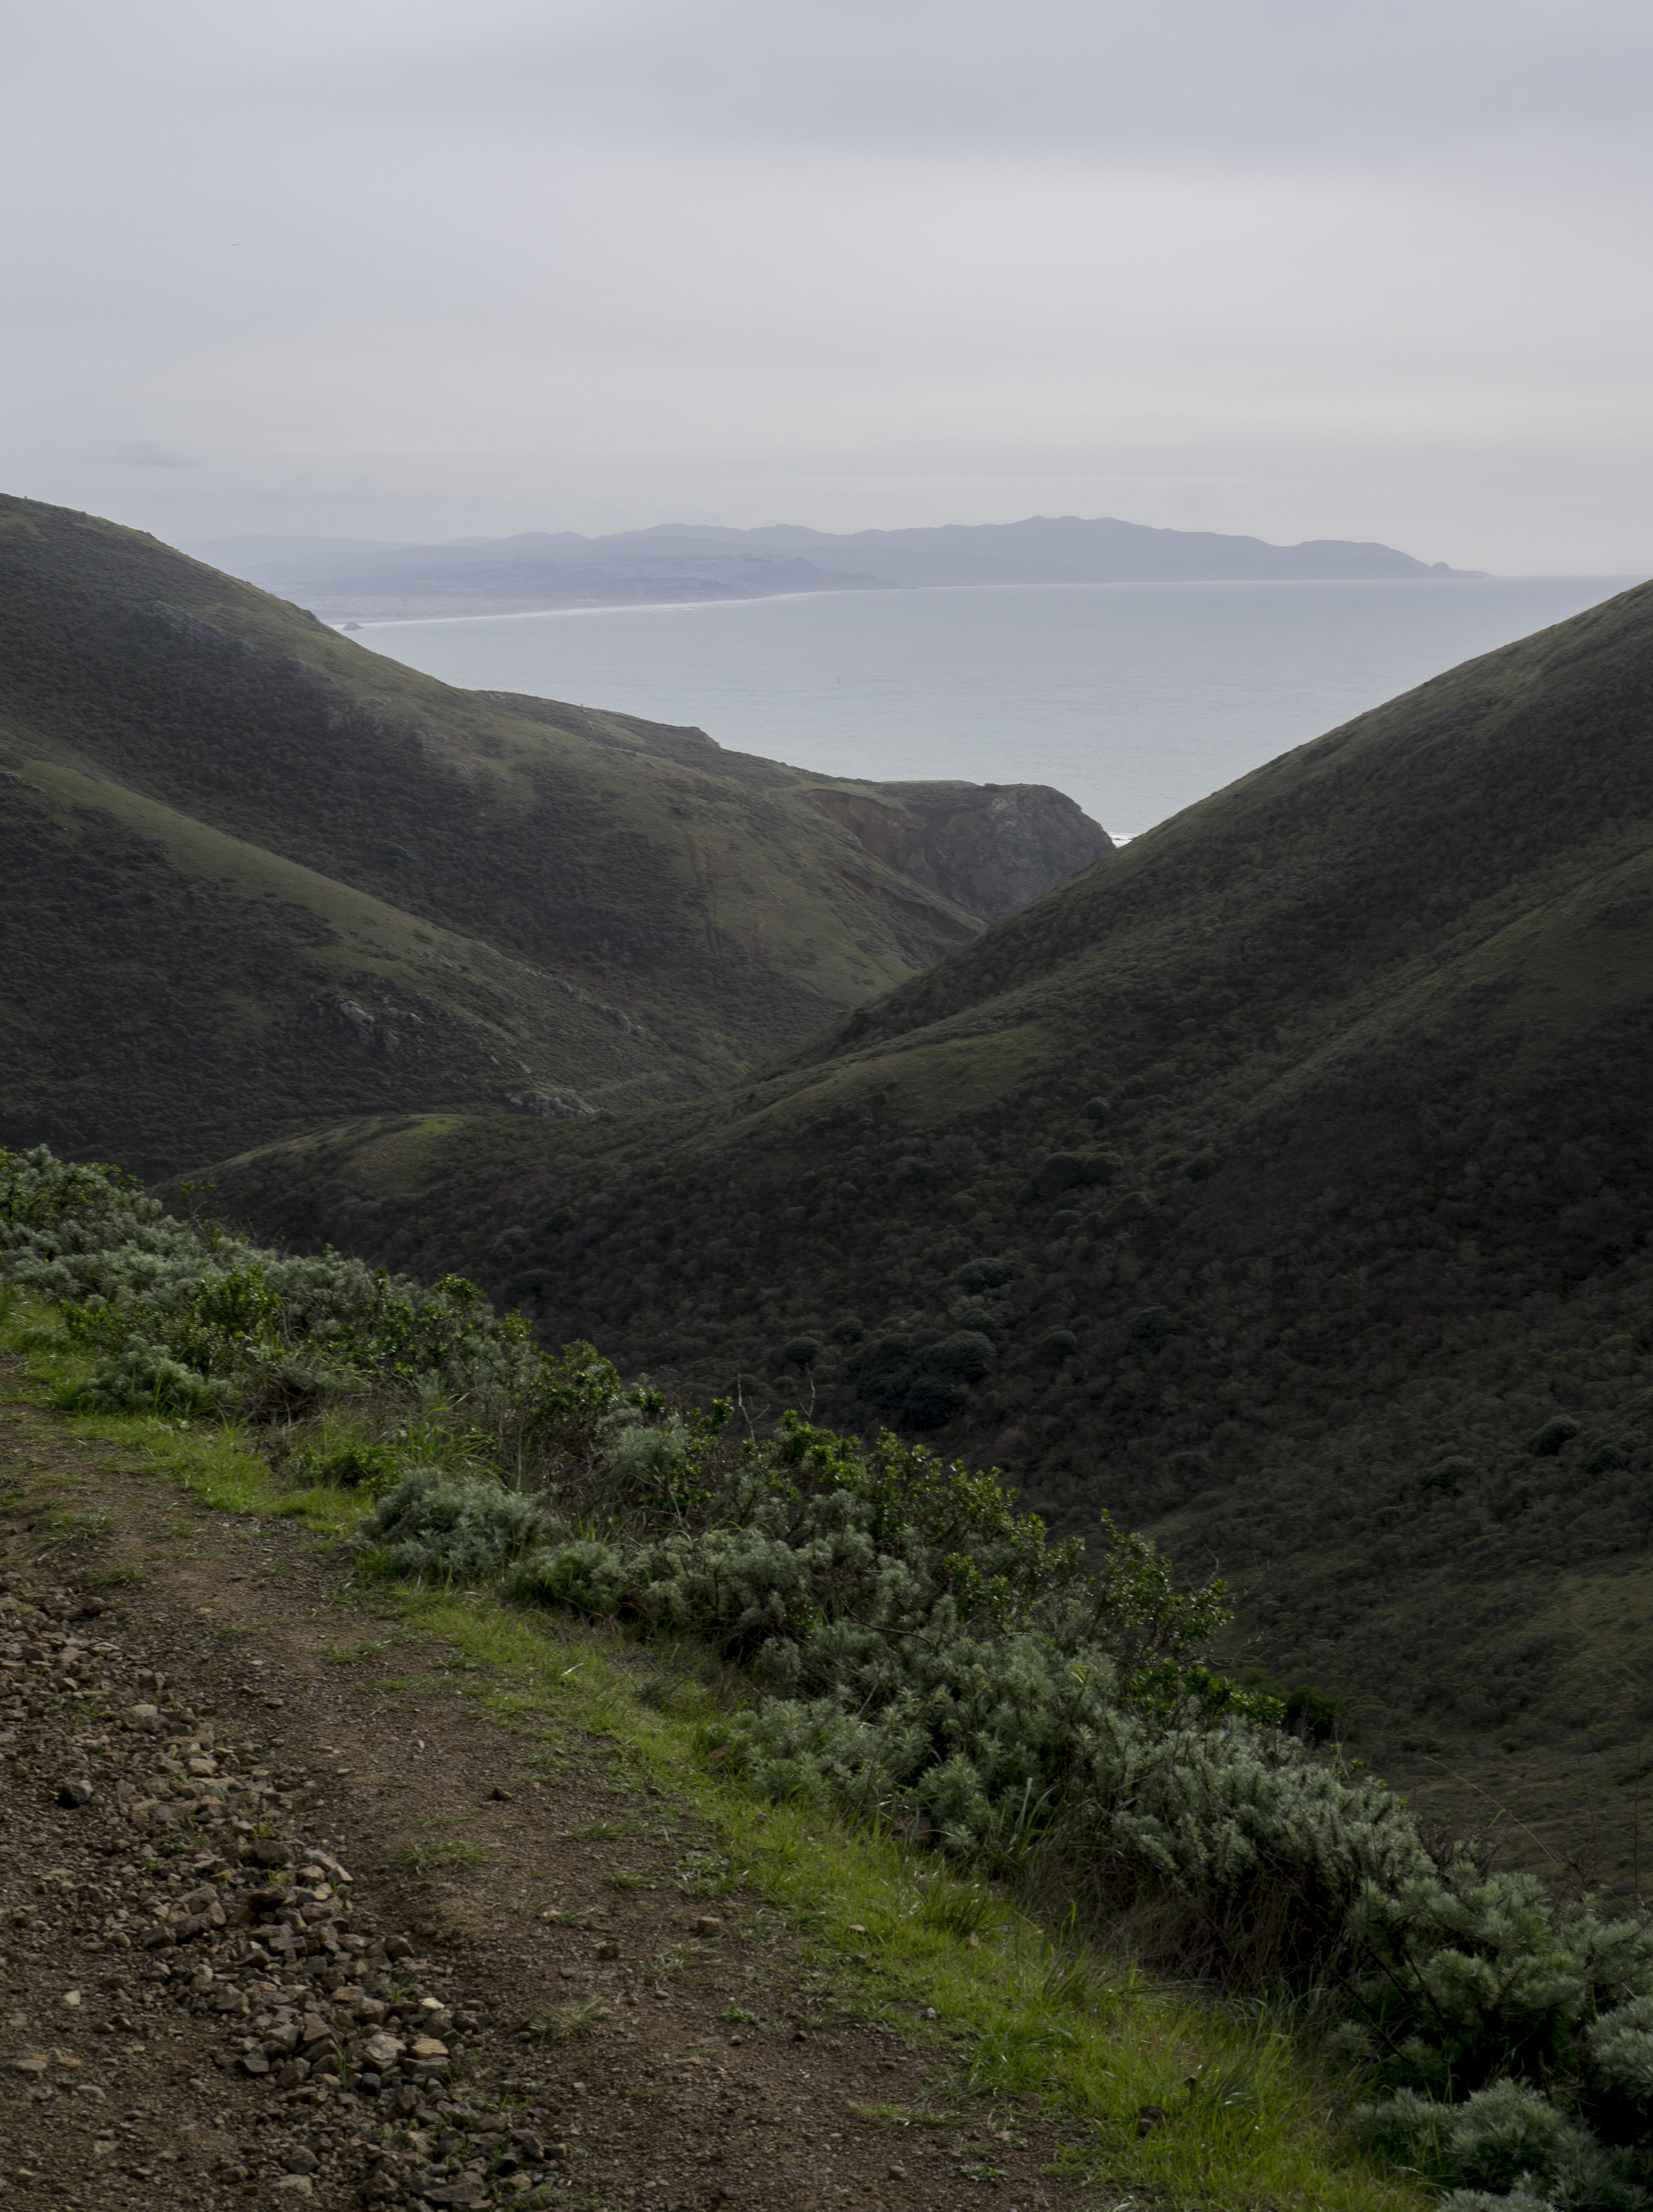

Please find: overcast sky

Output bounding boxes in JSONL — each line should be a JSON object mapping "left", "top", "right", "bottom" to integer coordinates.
{"left": 5, "top": 0, "right": 1650, "bottom": 570}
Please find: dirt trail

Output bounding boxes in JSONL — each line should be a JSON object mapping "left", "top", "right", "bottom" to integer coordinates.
{"left": 0, "top": 1376, "right": 1089, "bottom": 2210}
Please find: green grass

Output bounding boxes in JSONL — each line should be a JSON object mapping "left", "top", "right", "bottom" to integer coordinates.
{"left": 394, "top": 1839, "right": 487, "bottom": 1874}
{"left": 0, "top": 1299, "right": 1417, "bottom": 2212}
{"left": 527, "top": 1998, "right": 612, "bottom": 2044}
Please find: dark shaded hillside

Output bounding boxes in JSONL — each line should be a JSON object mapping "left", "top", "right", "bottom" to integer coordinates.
{"left": 207, "top": 579, "right": 1653, "bottom": 1874}
{"left": 0, "top": 497, "right": 1108, "bottom": 1173}
{"left": 0, "top": 760, "right": 660, "bottom": 1177}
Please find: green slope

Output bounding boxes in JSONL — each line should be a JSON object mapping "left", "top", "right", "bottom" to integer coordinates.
{"left": 207, "top": 576, "right": 1653, "bottom": 1875}
{"left": 0, "top": 497, "right": 1105, "bottom": 1174}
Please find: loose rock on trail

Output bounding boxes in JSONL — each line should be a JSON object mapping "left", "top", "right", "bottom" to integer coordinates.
{"left": 0, "top": 1379, "right": 1086, "bottom": 2209}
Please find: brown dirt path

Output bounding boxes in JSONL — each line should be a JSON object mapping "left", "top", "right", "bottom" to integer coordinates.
{"left": 0, "top": 1373, "right": 1094, "bottom": 2211}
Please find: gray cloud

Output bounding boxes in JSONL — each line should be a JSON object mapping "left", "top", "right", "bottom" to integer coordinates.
{"left": 257, "top": 2, "right": 1653, "bottom": 167}
{"left": 105, "top": 440, "right": 196, "bottom": 470}
{"left": 2, "top": 1, "right": 1648, "bottom": 570}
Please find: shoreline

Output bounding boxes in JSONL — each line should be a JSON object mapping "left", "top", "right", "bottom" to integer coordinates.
{"left": 324, "top": 570, "right": 1573, "bottom": 634}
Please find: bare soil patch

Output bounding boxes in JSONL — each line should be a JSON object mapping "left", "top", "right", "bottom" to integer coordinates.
{"left": 0, "top": 1376, "right": 1092, "bottom": 2210}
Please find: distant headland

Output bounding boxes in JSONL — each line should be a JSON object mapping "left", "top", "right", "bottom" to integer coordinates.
{"left": 185, "top": 514, "right": 1485, "bottom": 624}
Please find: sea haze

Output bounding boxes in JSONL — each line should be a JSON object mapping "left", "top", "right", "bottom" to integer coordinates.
{"left": 346, "top": 576, "right": 1634, "bottom": 839}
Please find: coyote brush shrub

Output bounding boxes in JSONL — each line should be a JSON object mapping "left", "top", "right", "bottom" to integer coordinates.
{"left": 360, "top": 1467, "right": 552, "bottom": 1581}
{"left": 1530, "top": 1415, "right": 1583, "bottom": 1457}
{"left": 289, "top": 1440, "right": 405, "bottom": 1491}
{"left": 1017, "top": 1148, "right": 1122, "bottom": 1204}
{"left": 65, "top": 1341, "right": 229, "bottom": 1417}
{"left": 934, "top": 1329, "right": 995, "bottom": 1381}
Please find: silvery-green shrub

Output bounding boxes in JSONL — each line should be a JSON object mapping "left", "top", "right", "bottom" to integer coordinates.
{"left": 360, "top": 1467, "right": 552, "bottom": 1582}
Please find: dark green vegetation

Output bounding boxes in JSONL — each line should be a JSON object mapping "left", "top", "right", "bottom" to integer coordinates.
{"left": 0, "top": 496, "right": 1106, "bottom": 1177}
{"left": 14, "top": 1141, "right": 1653, "bottom": 2212}
{"left": 211, "top": 578, "right": 1653, "bottom": 1878}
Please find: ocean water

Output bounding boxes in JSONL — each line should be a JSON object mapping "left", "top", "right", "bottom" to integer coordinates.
{"left": 346, "top": 576, "right": 1636, "bottom": 841}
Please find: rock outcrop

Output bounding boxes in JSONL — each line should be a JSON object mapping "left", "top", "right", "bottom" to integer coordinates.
{"left": 806, "top": 781, "right": 1114, "bottom": 922}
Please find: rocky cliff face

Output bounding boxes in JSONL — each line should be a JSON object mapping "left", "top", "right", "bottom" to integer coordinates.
{"left": 806, "top": 780, "right": 1114, "bottom": 921}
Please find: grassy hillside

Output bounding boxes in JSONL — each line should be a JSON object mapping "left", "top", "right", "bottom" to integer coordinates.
{"left": 206, "top": 577, "right": 1653, "bottom": 1873}
{"left": 14, "top": 1143, "right": 1650, "bottom": 2212}
{"left": 0, "top": 496, "right": 1106, "bottom": 1173}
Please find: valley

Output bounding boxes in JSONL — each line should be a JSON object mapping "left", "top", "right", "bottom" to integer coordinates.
{"left": 8, "top": 491, "right": 1653, "bottom": 1875}
{"left": 203, "top": 579, "right": 1653, "bottom": 1875}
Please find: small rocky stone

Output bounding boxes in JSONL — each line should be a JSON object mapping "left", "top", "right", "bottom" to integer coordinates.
{"left": 55, "top": 1775, "right": 94, "bottom": 1806}
{"left": 283, "top": 2148, "right": 319, "bottom": 2174}
{"left": 692, "top": 1917, "right": 724, "bottom": 1939}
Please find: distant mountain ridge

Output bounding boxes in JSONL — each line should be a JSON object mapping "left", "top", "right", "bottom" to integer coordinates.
{"left": 187, "top": 514, "right": 1481, "bottom": 622}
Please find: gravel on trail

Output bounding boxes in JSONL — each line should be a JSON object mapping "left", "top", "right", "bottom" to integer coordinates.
{"left": 0, "top": 1382, "right": 1089, "bottom": 2210}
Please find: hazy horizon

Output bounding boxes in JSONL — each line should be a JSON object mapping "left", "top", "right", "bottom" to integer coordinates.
{"left": 179, "top": 511, "right": 1497, "bottom": 566}
{"left": 8, "top": 2, "right": 1652, "bottom": 574}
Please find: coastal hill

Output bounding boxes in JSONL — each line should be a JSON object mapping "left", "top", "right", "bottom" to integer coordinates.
{"left": 188, "top": 513, "right": 1481, "bottom": 622}
{"left": 207, "top": 576, "right": 1653, "bottom": 1873}
{"left": 0, "top": 496, "right": 1108, "bottom": 1177}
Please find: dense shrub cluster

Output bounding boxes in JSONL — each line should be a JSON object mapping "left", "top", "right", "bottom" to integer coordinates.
{"left": 0, "top": 1144, "right": 544, "bottom": 1433}
{"left": 9, "top": 1140, "right": 1653, "bottom": 2208}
